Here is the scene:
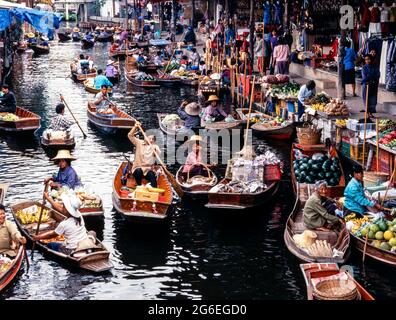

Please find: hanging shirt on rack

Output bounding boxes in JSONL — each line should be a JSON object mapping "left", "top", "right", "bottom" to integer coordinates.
{"left": 380, "top": 40, "right": 389, "bottom": 84}
{"left": 386, "top": 38, "right": 396, "bottom": 92}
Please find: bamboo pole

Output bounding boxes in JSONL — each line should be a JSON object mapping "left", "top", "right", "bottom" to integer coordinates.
{"left": 243, "top": 53, "right": 247, "bottom": 107}
{"left": 244, "top": 76, "right": 256, "bottom": 148}
{"left": 262, "top": 23, "right": 265, "bottom": 76}
{"left": 362, "top": 84, "right": 369, "bottom": 168}
{"left": 376, "top": 118, "right": 379, "bottom": 172}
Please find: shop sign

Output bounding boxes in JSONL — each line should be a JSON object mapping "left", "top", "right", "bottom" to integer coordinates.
{"left": 340, "top": 5, "right": 354, "bottom": 30}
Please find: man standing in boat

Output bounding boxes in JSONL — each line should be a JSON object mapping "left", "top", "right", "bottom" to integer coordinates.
{"left": 0, "top": 84, "right": 17, "bottom": 114}
{"left": 0, "top": 204, "right": 26, "bottom": 257}
{"left": 93, "top": 85, "right": 116, "bottom": 114}
{"left": 127, "top": 121, "right": 160, "bottom": 188}
{"left": 45, "top": 150, "right": 82, "bottom": 190}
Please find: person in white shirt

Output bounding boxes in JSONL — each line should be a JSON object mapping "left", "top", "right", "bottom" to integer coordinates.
{"left": 33, "top": 193, "right": 95, "bottom": 255}
{"left": 190, "top": 48, "right": 200, "bottom": 67}
{"left": 297, "top": 80, "right": 316, "bottom": 119}
{"left": 153, "top": 51, "right": 163, "bottom": 66}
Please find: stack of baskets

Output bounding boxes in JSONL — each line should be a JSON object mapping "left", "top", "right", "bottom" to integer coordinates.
{"left": 297, "top": 123, "right": 322, "bottom": 145}
{"left": 313, "top": 279, "right": 358, "bottom": 300}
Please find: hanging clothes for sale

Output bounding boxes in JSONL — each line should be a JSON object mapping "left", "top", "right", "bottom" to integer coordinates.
{"left": 263, "top": 2, "right": 271, "bottom": 25}
{"left": 274, "top": 1, "right": 282, "bottom": 26}
{"left": 369, "top": 5, "right": 381, "bottom": 37}
{"left": 386, "top": 38, "right": 396, "bottom": 92}
{"left": 381, "top": 4, "right": 391, "bottom": 36}
{"left": 380, "top": 40, "right": 389, "bottom": 84}
{"left": 390, "top": 5, "right": 396, "bottom": 35}
{"left": 359, "top": 1, "right": 371, "bottom": 31}
{"left": 364, "top": 36, "right": 383, "bottom": 66}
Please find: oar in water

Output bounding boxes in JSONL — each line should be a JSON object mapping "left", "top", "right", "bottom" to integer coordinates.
{"left": 59, "top": 94, "right": 87, "bottom": 139}
{"left": 31, "top": 181, "right": 49, "bottom": 259}
{"left": 135, "top": 123, "right": 184, "bottom": 198}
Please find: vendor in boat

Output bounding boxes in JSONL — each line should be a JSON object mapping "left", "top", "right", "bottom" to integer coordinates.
{"left": 93, "top": 85, "right": 116, "bottom": 114}
{"left": 127, "top": 121, "right": 160, "bottom": 188}
{"left": 183, "top": 135, "right": 209, "bottom": 177}
{"left": 105, "top": 60, "right": 119, "bottom": 85}
{"left": 77, "top": 53, "right": 90, "bottom": 74}
{"left": 33, "top": 194, "right": 96, "bottom": 255}
{"left": 48, "top": 101, "right": 74, "bottom": 131}
{"left": 202, "top": 95, "right": 228, "bottom": 123}
{"left": 297, "top": 80, "right": 316, "bottom": 119}
{"left": 93, "top": 69, "right": 113, "bottom": 90}
{"left": 178, "top": 101, "right": 201, "bottom": 130}
{"left": 45, "top": 149, "right": 82, "bottom": 190}
{"left": 343, "top": 165, "right": 385, "bottom": 217}
{"left": 303, "top": 180, "right": 341, "bottom": 230}
{"left": 153, "top": 51, "right": 163, "bottom": 66}
{"left": 0, "top": 84, "right": 17, "bottom": 114}
{"left": 0, "top": 204, "right": 26, "bottom": 257}
{"left": 190, "top": 48, "right": 200, "bottom": 67}
{"left": 84, "top": 32, "right": 94, "bottom": 42}
{"left": 183, "top": 26, "right": 197, "bottom": 46}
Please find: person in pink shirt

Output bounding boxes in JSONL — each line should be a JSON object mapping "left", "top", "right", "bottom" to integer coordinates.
{"left": 183, "top": 135, "right": 209, "bottom": 177}
{"left": 202, "top": 95, "right": 228, "bottom": 123}
{"left": 272, "top": 37, "right": 290, "bottom": 75}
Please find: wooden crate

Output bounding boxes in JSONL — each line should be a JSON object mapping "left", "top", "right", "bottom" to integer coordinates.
{"left": 350, "top": 143, "right": 369, "bottom": 163}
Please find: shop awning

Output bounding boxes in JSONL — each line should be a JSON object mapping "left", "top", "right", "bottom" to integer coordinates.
{"left": 0, "top": 8, "right": 11, "bottom": 30}
{"left": 11, "top": 7, "right": 61, "bottom": 33}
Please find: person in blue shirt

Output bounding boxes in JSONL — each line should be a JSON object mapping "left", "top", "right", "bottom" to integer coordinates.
{"left": 361, "top": 54, "right": 380, "bottom": 118}
{"left": 297, "top": 80, "right": 316, "bottom": 119}
{"left": 45, "top": 150, "right": 82, "bottom": 190}
{"left": 178, "top": 101, "right": 201, "bottom": 130}
{"left": 93, "top": 69, "right": 113, "bottom": 90}
{"left": 342, "top": 41, "right": 357, "bottom": 98}
{"left": 343, "top": 165, "right": 384, "bottom": 217}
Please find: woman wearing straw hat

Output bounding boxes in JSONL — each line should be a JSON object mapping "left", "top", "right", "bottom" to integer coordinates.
{"left": 303, "top": 180, "right": 341, "bottom": 231}
{"left": 33, "top": 193, "right": 94, "bottom": 255}
{"left": 202, "top": 95, "right": 228, "bottom": 123}
{"left": 44, "top": 150, "right": 81, "bottom": 190}
{"left": 105, "top": 60, "right": 119, "bottom": 85}
{"left": 182, "top": 135, "right": 211, "bottom": 178}
{"left": 178, "top": 101, "right": 201, "bottom": 130}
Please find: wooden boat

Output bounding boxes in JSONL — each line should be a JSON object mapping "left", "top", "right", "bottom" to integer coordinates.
{"left": 87, "top": 102, "right": 135, "bottom": 135}
{"left": 0, "top": 245, "right": 25, "bottom": 293}
{"left": 16, "top": 42, "right": 28, "bottom": 53}
{"left": 30, "top": 43, "right": 50, "bottom": 55}
{"left": 154, "top": 75, "right": 181, "bottom": 87}
{"left": 283, "top": 143, "right": 350, "bottom": 264}
{"left": 83, "top": 79, "right": 113, "bottom": 94}
{"left": 300, "top": 263, "right": 374, "bottom": 300}
{"left": 81, "top": 38, "right": 94, "bottom": 49}
{"left": 0, "top": 107, "right": 41, "bottom": 134}
{"left": 203, "top": 119, "right": 243, "bottom": 131}
{"left": 58, "top": 32, "right": 71, "bottom": 42}
{"left": 95, "top": 33, "right": 113, "bottom": 43}
{"left": 251, "top": 121, "right": 295, "bottom": 140}
{"left": 0, "top": 183, "right": 9, "bottom": 204}
{"left": 71, "top": 68, "right": 97, "bottom": 83}
{"left": 109, "top": 49, "right": 136, "bottom": 59}
{"left": 235, "top": 107, "right": 266, "bottom": 126}
{"left": 176, "top": 164, "right": 218, "bottom": 200}
{"left": 40, "top": 130, "right": 75, "bottom": 150}
{"left": 112, "top": 161, "right": 173, "bottom": 222}
{"left": 157, "top": 113, "right": 187, "bottom": 136}
{"left": 124, "top": 68, "right": 160, "bottom": 88}
{"left": 10, "top": 200, "right": 113, "bottom": 272}
{"left": 137, "top": 63, "right": 160, "bottom": 74}
{"left": 181, "top": 77, "right": 199, "bottom": 87}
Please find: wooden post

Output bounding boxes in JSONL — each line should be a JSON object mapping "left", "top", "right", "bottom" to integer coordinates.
{"left": 243, "top": 53, "right": 247, "bottom": 107}
{"left": 244, "top": 76, "right": 256, "bottom": 148}
{"left": 362, "top": 84, "right": 369, "bottom": 168}
{"left": 376, "top": 117, "right": 379, "bottom": 172}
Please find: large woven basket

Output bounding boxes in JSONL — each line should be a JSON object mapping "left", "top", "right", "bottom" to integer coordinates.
{"left": 313, "top": 279, "right": 358, "bottom": 300}
{"left": 363, "top": 171, "right": 389, "bottom": 187}
{"left": 297, "top": 130, "right": 321, "bottom": 145}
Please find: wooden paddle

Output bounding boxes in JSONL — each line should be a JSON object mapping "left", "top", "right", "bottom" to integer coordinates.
{"left": 59, "top": 94, "right": 87, "bottom": 139}
{"left": 135, "top": 123, "right": 184, "bottom": 198}
{"left": 31, "top": 181, "right": 49, "bottom": 259}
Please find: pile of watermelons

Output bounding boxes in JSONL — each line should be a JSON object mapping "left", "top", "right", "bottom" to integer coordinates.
{"left": 293, "top": 155, "right": 342, "bottom": 186}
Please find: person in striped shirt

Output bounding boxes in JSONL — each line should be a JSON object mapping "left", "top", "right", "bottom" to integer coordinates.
{"left": 48, "top": 102, "right": 74, "bottom": 131}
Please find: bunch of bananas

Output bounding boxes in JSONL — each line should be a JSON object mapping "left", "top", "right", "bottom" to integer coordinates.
{"left": 310, "top": 103, "right": 326, "bottom": 111}
{"left": 336, "top": 119, "right": 347, "bottom": 127}
{"left": 16, "top": 208, "right": 50, "bottom": 225}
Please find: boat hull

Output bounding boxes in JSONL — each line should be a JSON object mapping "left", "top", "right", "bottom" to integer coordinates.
{"left": 0, "top": 107, "right": 41, "bottom": 134}
{"left": 251, "top": 122, "right": 295, "bottom": 140}
{"left": 0, "top": 246, "right": 24, "bottom": 293}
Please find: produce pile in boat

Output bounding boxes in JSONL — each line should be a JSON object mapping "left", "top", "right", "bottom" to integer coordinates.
{"left": 255, "top": 116, "right": 290, "bottom": 128}
{"left": 0, "top": 113, "right": 19, "bottom": 121}
{"left": 51, "top": 187, "right": 102, "bottom": 209}
{"left": 0, "top": 255, "right": 12, "bottom": 275}
{"left": 266, "top": 82, "right": 300, "bottom": 99}
{"left": 322, "top": 99, "right": 349, "bottom": 116}
{"left": 345, "top": 211, "right": 396, "bottom": 252}
{"left": 43, "top": 129, "right": 71, "bottom": 140}
{"left": 135, "top": 72, "right": 155, "bottom": 81}
{"left": 161, "top": 114, "right": 183, "bottom": 130}
{"left": 293, "top": 152, "right": 342, "bottom": 186}
{"left": 15, "top": 205, "right": 50, "bottom": 224}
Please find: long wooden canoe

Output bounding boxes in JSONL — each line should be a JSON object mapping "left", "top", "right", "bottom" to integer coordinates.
{"left": 81, "top": 38, "right": 94, "bottom": 49}
{"left": 40, "top": 132, "right": 76, "bottom": 151}
{"left": 112, "top": 161, "right": 173, "bottom": 222}
{"left": 87, "top": 102, "right": 135, "bottom": 135}
{"left": 95, "top": 33, "right": 113, "bottom": 43}
{"left": 71, "top": 68, "right": 97, "bottom": 83}
{"left": 0, "top": 107, "right": 41, "bottom": 134}
{"left": 124, "top": 68, "right": 160, "bottom": 88}
{"left": 0, "top": 246, "right": 25, "bottom": 293}
{"left": 157, "top": 113, "right": 187, "bottom": 136}
{"left": 10, "top": 200, "right": 113, "bottom": 272}
{"left": 300, "top": 263, "right": 374, "bottom": 300}
{"left": 71, "top": 32, "right": 82, "bottom": 42}
{"left": 30, "top": 43, "right": 50, "bottom": 55}
{"left": 205, "top": 179, "right": 280, "bottom": 210}
{"left": 137, "top": 63, "right": 161, "bottom": 74}
{"left": 283, "top": 143, "right": 350, "bottom": 264}
{"left": 58, "top": 32, "right": 71, "bottom": 42}
{"left": 176, "top": 164, "right": 218, "bottom": 200}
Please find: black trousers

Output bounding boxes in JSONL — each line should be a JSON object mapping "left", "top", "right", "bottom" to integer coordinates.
{"left": 133, "top": 168, "right": 157, "bottom": 188}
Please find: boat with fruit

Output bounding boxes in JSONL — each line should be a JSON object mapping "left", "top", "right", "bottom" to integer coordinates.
{"left": 300, "top": 263, "right": 374, "bottom": 300}
{"left": 40, "top": 130, "right": 76, "bottom": 151}
{"left": 0, "top": 107, "right": 41, "bottom": 134}
{"left": 251, "top": 114, "right": 295, "bottom": 140}
{"left": 157, "top": 113, "right": 187, "bottom": 136}
{"left": 124, "top": 69, "right": 160, "bottom": 88}
{"left": 87, "top": 101, "right": 135, "bottom": 135}
{"left": 284, "top": 143, "right": 350, "bottom": 263}
{"left": 112, "top": 161, "right": 173, "bottom": 222}
{"left": 83, "top": 79, "right": 113, "bottom": 94}
{"left": 0, "top": 245, "right": 25, "bottom": 293}
{"left": 10, "top": 200, "right": 113, "bottom": 272}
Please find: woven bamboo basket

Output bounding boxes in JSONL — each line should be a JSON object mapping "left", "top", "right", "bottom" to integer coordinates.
{"left": 313, "top": 279, "right": 358, "bottom": 300}
{"left": 363, "top": 171, "right": 389, "bottom": 187}
{"left": 297, "top": 130, "right": 322, "bottom": 145}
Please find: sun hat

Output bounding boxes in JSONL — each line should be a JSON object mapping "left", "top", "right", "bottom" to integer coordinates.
{"left": 293, "top": 230, "right": 318, "bottom": 249}
{"left": 187, "top": 135, "right": 206, "bottom": 147}
{"left": 27, "top": 33, "right": 35, "bottom": 38}
{"left": 73, "top": 27, "right": 80, "bottom": 32}
{"left": 185, "top": 102, "right": 201, "bottom": 116}
{"left": 206, "top": 95, "right": 219, "bottom": 103}
{"left": 61, "top": 193, "right": 82, "bottom": 219}
{"left": 51, "top": 149, "right": 77, "bottom": 161}
{"left": 106, "top": 59, "right": 115, "bottom": 66}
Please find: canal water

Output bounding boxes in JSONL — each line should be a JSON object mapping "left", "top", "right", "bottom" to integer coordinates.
{"left": 1, "top": 35, "right": 396, "bottom": 300}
